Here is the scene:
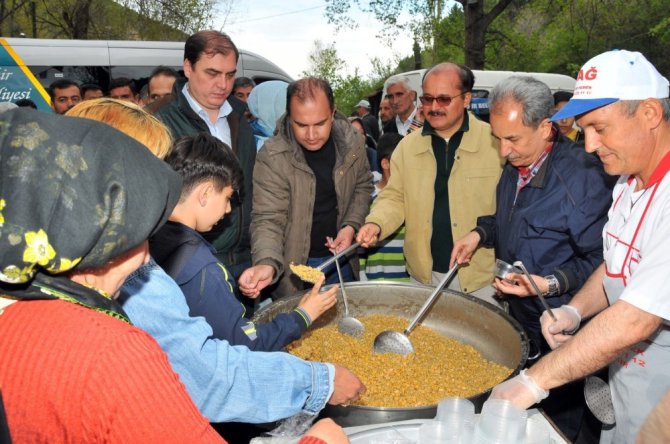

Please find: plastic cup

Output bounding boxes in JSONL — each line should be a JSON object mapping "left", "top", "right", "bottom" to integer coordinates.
{"left": 525, "top": 415, "right": 551, "bottom": 444}
{"left": 473, "top": 399, "right": 527, "bottom": 444}
{"left": 419, "top": 420, "right": 454, "bottom": 444}
{"left": 436, "top": 397, "right": 475, "bottom": 423}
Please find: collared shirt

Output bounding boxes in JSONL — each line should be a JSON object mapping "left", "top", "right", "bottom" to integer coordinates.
{"left": 395, "top": 106, "right": 418, "bottom": 136}
{"left": 182, "top": 84, "right": 232, "bottom": 147}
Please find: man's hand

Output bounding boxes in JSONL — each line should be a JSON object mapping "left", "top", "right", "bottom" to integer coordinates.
{"left": 492, "top": 272, "right": 547, "bottom": 297}
{"left": 298, "top": 276, "right": 338, "bottom": 323}
{"left": 450, "top": 231, "right": 481, "bottom": 268}
{"left": 489, "top": 369, "right": 549, "bottom": 410}
{"left": 301, "top": 418, "right": 348, "bottom": 444}
{"left": 541, "top": 305, "right": 581, "bottom": 349}
{"left": 238, "top": 264, "right": 274, "bottom": 298}
{"left": 327, "top": 364, "right": 366, "bottom": 406}
{"left": 356, "top": 223, "right": 381, "bottom": 248}
{"left": 326, "top": 226, "right": 355, "bottom": 253}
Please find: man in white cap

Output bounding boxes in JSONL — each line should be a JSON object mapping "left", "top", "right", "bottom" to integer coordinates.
{"left": 355, "top": 98, "right": 380, "bottom": 141}
{"left": 488, "top": 49, "right": 670, "bottom": 443}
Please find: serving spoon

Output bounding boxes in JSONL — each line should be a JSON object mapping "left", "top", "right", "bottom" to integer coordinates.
{"left": 333, "top": 253, "right": 364, "bottom": 337}
{"left": 373, "top": 263, "right": 459, "bottom": 355}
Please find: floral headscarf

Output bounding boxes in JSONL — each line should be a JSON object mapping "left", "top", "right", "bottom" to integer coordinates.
{"left": 0, "top": 109, "right": 181, "bottom": 320}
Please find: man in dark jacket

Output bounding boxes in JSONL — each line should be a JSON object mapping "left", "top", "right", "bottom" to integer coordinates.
{"left": 153, "top": 30, "right": 256, "bottom": 287}
{"left": 451, "top": 76, "right": 612, "bottom": 441}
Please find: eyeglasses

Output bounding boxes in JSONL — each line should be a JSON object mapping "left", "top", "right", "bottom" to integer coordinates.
{"left": 419, "top": 92, "right": 466, "bottom": 107}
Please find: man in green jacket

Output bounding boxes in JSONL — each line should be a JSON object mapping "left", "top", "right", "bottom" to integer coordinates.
{"left": 153, "top": 30, "right": 256, "bottom": 289}
{"left": 239, "top": 77, "right": 373, "bottom": 299}
{"left": 357, "top": 62, "right": 504, "bottom": 304}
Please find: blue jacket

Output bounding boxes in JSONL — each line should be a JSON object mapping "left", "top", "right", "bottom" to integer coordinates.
{"left": 476, "top": 133, "right": 612, "bottom": 346}
{"left": 150, "top": 221, "right": 311, "bottom": 351}
{"left": 119, "top": 260, "right": 334, "bottom": 422}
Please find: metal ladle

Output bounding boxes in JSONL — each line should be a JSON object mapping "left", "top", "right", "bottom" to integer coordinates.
{"left": 584, "top": 375, "right": 616, "bottom": 425}
{"left": 373, "top": 263, "right": 459, "bottom": 355}
{"left": 512, "top": 261, "right": 557, "bottom": 322}
{"left": 333, "top": 252, "right": 364, "bottom": 337}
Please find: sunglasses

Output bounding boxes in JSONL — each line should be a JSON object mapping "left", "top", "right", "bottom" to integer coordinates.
{"left": 419, "top": 92, "right": 467, "bottom": 107}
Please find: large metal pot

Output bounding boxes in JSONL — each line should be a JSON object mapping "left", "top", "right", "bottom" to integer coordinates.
{"left": 252, "top": 281, "right": 529, "bottom": 427}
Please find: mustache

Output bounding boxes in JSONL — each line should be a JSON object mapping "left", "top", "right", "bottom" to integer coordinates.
{"left": 427, "top": 110, "right": 446, "bottom": 117}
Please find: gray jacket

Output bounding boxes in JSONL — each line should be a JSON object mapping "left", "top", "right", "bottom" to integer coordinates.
{"left": 251, "top": 113, "right": 373, "bottom": 298}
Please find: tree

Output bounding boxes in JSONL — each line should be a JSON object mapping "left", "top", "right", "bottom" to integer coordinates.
{"left": 301, "top": 40, "right": 345, "bottom": 89}
{"left": 456, "top": 0, "right": 513, "bottom": 68}
{"left": 0, "top": 0, "right": 219, "bottom": 39}
{"left": 116, "top": 0, "right": 216, "bottom": 36}
{"left": 324, "top": 0, "right": 513, "bottom": 68}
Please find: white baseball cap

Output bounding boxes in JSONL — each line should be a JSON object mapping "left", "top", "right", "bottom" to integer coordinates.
{"left": 355, "top": 99, "right": 371, "bottom": 109}
{"left": 552, "top": 50, "right": 669, "bottom": 121}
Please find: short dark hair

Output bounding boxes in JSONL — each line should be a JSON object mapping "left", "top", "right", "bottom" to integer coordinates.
{"left": 184, "top": 30, "right": 239, "bottom": 67}
{"left": 233, "top": 76, "right": 255, "bottom": 92}
{"left": 15, "top": 98, "right": 37, "bottom": 109}
{"left": 553, "top": 90, "right": 573, "bottom": 105}
{"left": 48, "top": 79, "right": 80, "bottom": 100}
{"left": 166, "top": 133, "right": 243, "bottom": 201}
{"left": 109, "top": 77, "right": 137, "bottom": 95}
{"left": 286, "top": 77, "right": 335, "bottom": 115}
{"left": 81, "top": 83, "right": 104, "bottom": 96}
{"left": 149, "top": 66, "right": 179, "bottom": 81}
{"left": 376, "top": 133, "right": 403, "bottom": 170}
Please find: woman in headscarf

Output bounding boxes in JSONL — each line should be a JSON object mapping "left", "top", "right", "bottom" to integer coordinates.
{"left": 247, "top": 80, "right": 289, "bottom": 150}
{"left": 0, "top": 108, "right": 227, "bottom": 442}
{"left": 62, "top": 99, "right": 356, "bottom": 441}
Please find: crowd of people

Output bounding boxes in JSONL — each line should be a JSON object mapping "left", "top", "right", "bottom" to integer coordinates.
{"left": 1, "top": 28, "right": 669, "bottom": 444}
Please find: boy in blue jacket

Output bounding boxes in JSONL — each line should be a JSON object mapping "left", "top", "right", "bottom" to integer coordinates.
{"left": 151, "top": 133, "right": 338, "bottom": 351}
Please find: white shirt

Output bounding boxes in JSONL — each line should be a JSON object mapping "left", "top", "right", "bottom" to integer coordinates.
{"left": 604, "top": 173, "right": 670, "bottom": 320}
{"left": 395, "top": 106, "right": 418, "bottom": 136}
{"left": 182, "top": 84, "right": 232, "bottom": 147}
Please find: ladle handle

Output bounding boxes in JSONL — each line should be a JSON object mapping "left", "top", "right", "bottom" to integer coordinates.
{"left": 317, "top": 242, "right": 361, "bottom": 272}
{"left": 333, "top": 253, "right": 350, "bottom": 316}
{"left": 404, "top": 263, "right": 459, "bottom": 335}
{"left": 513, "top": 260, "right": 557, "bottom": 322}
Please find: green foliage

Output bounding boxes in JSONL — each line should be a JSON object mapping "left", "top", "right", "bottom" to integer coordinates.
{"left": 0, "top": 0, "right": 203, "bottom": 40}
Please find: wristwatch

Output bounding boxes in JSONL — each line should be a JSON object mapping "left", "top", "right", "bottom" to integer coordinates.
{"left": 544, "top": 275, "right": 560, "bottom": 296}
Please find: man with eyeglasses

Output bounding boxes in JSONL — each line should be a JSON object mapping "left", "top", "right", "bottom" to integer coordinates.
{"left": 450, "top": 75, "right": 612, "bottom": 441}
{"left": 357, "top": 62, "right": 504, "bottom": 306}
{"left": 382, "top": 75, "right": 421, "bottom": 136}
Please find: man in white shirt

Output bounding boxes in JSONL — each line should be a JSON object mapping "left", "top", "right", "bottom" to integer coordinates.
{"left": 382, "top": 75, "right": 420, "bottom": 136}
{"left": 153, "top": 30, "right": 256, "bottom": 296}
{"left": 489, "top": 50, "right": 670, "bottom": 444}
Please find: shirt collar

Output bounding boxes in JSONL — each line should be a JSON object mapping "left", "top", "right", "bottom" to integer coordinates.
{"left": 182, "top": 83, "right": 232, "bottom": 121}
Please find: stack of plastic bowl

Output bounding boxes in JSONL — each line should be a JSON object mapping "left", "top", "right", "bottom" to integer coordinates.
{"left": 418, "top": 397, "right": 475, "bottom": 443}
{"left": 473, "top": 399, "right": 527, "bottom": 444}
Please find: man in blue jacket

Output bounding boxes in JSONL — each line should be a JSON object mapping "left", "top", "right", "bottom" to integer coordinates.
{"left": 451, "top": 76, "right": 612, "bottom": 440}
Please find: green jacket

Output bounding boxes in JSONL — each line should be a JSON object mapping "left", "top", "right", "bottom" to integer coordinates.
{"left": 154, "top": 79, "right": 256, "bottom": 268}
{"left": 366, "top": 112, "right": 504, "bottom": 292}
{"left": 251, "top": 113, "right": 373, "bottom": 298}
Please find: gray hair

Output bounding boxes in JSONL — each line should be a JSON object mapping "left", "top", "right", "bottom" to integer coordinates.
{"left": 385, "top": 75, "right": 412, "bottom": 92}
{"left": 619, "top": 98, "right": 670, "bottom": 121}
{"left": 489, "top": 76, "right": 554, "bottom": 128}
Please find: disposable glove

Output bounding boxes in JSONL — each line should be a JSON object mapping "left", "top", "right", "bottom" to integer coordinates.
{"left": 541, "top": 304, "right": 581, "bottom": 349}
{"left": 489, "top": 369, "right": 549, "bottom": 410}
